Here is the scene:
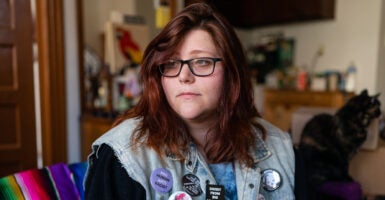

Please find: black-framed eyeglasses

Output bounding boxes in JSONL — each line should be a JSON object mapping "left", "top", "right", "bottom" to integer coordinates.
{"left": 159, "top": 57, "right": 223, "bottom": 77}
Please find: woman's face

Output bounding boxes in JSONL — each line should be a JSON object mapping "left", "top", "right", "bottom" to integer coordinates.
{"left": 161, "top": 29, "right": 224, "bottom": 126}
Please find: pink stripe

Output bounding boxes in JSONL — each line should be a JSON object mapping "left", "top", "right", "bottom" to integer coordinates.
{"left": 15, "top": 170, "right": 51, "bottom": 200}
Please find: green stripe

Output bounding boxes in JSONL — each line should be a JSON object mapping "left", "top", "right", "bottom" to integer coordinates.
{"left": 0, "top": 175, "right": 25, "bottom": 200}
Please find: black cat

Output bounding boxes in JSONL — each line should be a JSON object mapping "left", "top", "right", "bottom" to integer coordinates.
{"left": 297, "top": 89, "right": 381, "bottom": 198}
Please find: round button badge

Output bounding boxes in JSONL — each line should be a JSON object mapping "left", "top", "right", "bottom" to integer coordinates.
{"left": 182, "top": 174, "right": 202, "bottom": 196}
{"left": 261, "top": 169, "right": 282, "bottom": 192}
{"left": 168, "top": 191, "right": 192, "bottom": 200}
{"left": 150, "top": 168, "right": 173, "bottom": 193}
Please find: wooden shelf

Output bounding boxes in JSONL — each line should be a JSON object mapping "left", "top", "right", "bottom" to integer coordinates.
{"left": 80, "top": 114, "right": 115, "bottom": 160}
{"left": 262, "top": 89, "right": 354, "bottom": 131}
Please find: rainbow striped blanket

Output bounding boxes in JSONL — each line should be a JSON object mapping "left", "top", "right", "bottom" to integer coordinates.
{"left": 0, "top": 162, "right": 87, "bottom": 200}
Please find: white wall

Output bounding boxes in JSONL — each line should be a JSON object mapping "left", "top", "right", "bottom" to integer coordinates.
{"left": 64, "top": 0, "right": 81, "bottom": 163}
{"left": 237, "top": 0, "right": 383, "bottom": 95}
{"left": 83, "top": 0, "right": 136, "bottom": 56}
{"left": 376, "top": 1, "right": 385, "bottom": 110}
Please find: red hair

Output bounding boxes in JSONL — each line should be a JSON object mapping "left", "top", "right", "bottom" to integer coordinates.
{"left": 113, "top": 3, "right": 265, "bottom": 167}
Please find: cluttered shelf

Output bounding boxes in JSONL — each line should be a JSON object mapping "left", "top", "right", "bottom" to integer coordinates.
{"left": 80, "top": 15, "right": 149, "bottom": 160}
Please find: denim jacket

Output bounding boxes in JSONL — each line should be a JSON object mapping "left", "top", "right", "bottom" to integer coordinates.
{"left": 87, "top": 117, "right": 295, "bottom": 200}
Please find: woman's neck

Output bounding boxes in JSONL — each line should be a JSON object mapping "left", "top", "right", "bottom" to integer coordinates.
{"left": 188, "top": 123, "right": 211, "bottom": 147}
{"left": 186, "top": 120, "right": 217, "bottom": 163}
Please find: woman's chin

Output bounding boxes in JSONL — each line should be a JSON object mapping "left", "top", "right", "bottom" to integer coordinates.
{"left": 178, "top": 110, "right": 216, "bottom": 125}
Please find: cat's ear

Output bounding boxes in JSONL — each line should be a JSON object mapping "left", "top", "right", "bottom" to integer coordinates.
{"left": 374, "top": 93, "right": 381, "bottom": 98}
{"left": 360, "top": 89, "right": 368, "bottom": 96}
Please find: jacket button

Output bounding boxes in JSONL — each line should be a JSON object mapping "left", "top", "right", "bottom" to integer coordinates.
{"left": 249, "top": 183, "right": 254, "bottom": 188}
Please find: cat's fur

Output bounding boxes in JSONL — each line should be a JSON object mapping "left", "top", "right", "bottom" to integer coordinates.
{"left": 298, "top": 90, "right": 381, "bottom": 193}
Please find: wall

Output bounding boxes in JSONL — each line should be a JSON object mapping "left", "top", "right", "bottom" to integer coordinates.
{"left": 64, "top": 0, "right": 80, "bottom": 163}
{"left": 137, "top": 0, "right": 185, "bottom": 39}
{"left": 137, "top": 0, "right": 158, "bottom": 39}
{"left": 236, "top": 0, "right": 384, "bottom": 98}
{"left": 83, "top": 0, "right": 183, "bottom": 56}
{"left": 376, "top": 1, "right": 385, "bottom": 110}
{"left": 83, "top": 0, "right": 136, "bottom": 56}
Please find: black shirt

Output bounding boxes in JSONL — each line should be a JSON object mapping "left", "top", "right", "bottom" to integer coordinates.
{"left": 85, "top": 144, "right": 146, "bottom": 200}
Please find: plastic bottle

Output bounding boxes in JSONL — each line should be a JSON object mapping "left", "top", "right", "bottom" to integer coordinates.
{"left": 296, "top": 67, "right": 308, "bottom": 91}
{"left": 345, "top": 62, "right": 357, "bottom": 92}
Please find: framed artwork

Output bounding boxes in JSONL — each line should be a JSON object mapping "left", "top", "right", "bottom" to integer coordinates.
{"left": 104, "top": 21, "right": 149, "bottom": 74}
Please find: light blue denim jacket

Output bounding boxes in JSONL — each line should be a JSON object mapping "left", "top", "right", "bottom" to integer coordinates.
{"left": 88, "top": 117, "right": 295, "bottom": 200}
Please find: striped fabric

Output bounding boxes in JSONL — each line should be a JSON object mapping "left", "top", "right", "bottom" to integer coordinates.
{"left": 0, "top": 162, "right": 87, "bottom": 200}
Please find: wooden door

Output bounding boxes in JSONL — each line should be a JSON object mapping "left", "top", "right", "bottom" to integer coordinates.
{"left": 0, "top": 0, "right": 37, "bottom": 176}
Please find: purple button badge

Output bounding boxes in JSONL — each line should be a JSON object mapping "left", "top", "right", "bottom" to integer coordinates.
{"left": 150, "top": 168, "right": 173, "bottom": 193}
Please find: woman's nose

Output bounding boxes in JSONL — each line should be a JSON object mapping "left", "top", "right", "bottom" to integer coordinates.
{"left": 178, "top": 63, "right": 195, "bottom": 83}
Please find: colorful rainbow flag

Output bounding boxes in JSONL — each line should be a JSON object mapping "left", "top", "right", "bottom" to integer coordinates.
{"left": 0, "top": 162, "right": 87, "bottom": 200}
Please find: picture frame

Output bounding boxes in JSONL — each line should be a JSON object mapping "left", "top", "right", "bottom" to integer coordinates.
{"left": 104, "top": 21, "right": 149, "bottom": 74}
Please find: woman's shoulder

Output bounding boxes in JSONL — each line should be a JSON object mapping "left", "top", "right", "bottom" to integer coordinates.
{"left": 253, "top": 118, "right": 295, "bottom": 187}
{"left": 255, "top": 117, "right": 291, "bottom": 140}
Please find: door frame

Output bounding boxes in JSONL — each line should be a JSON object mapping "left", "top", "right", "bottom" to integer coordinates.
{"left": 35, "top": 0, "right": 67, "bottom": 165}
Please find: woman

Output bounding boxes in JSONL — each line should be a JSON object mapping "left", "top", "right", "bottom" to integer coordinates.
{"left": 84, "top": 3, "right": 295, "bottom": 200}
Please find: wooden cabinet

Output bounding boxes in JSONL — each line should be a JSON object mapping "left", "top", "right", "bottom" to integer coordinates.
{"left": 80, "top": 114, "right": 115, "bottom": 160}
{"left": 263, "top": 89, "right": 353, "bottom": 131}
{"left": 186, "top": 0, "right": 335, "bottom": 28}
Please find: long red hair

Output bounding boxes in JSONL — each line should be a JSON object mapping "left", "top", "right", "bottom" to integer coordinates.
{"left": 113, "top": 3, "right": 265, "bottom": 167}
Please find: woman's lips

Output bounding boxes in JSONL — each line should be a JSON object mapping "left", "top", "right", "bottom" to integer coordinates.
{"left": 177, "top": 92, "right": 200, "bottom": 98}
